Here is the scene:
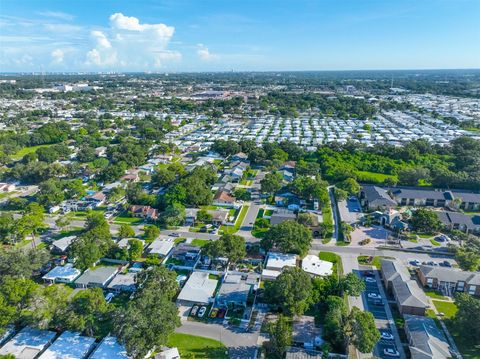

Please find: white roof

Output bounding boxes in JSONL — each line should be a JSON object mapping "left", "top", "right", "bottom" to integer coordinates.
{"left": 42, "top": 264, "right": 81, "bottom": 282}
{"left": 38, "top": 331, "right": 95, "bottom": 359}
{"left": 261, "top": 269, "right": 282, "bottom": 280}
{"left": 89, "top": 336, "right": 130, "bottom": 359}
{"left": 52, "top": 236, "right": 76, "bottom": 252}
{"left": 0, "top": 327, "right": 56, "bottom": 359}
{"left": 148, "top": 239, "right": 174, "bottom": 256}
{"left": 301, "top": 255, "right": 334, "bottom": 276}
{"left": 266, "top": 252, "right": 297, "bottom": 270}
{"left": 177, "top": 271, "right": 218, "bottom": 304}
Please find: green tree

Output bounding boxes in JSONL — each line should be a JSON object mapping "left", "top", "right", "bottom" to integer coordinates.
{"left": 261, "top": 220, "right": 312, "bottom": 256}
{"left": 452, "top": 293, "right": 480, "bottom": 343}
{"left": 411, "top": 208, "right": 442, "bottom": 234}
{"left": 196, "top": 209, "right": 213, "bottom": 223}
{"left": 114, "top": 267, "right": 180, "bottom": 358}
{"left": 62, "top": 288, "right": 112, "bottom": 337}
{"left": 15, "top": 203, "right": 45, "bottom": 246}
{"left": 265, "top": 267, "right": 313, "bottom": 315}
{"left": 346, "top": 307, "right": 380, "bottom": 353}
{"left": 128, "top": 239, "right": 143, "bottom": 260}
{"left": 334, "top": 188, "right": 348, "bottom": 201}
{"left": 323, "top": 296, "right": 348, "bottom": 352}
{"left": 143, "top": 225, "right": 160, "bottom": 242}
{"left": 0, "top": 247, "right": 50, "bottom": 279}
{"left": 340, "top": 273, "right": 365, "bottom": 297}
{"left": 118, "top": 224, "right": 136, "bottom": 239}
{"left": 203, "top": 234, "right": 246, "bottom": 263}
{"left": 260, "top": 172, "right": 283, "bottom": 195}
{"left": 161, "top": 203, "right": 186, "bottom": 227}
{"left": 336, "top": 178, "right": 360, "bottom": 195}
{"left": 264, "top": 315, "right": 292, "bottom": 359}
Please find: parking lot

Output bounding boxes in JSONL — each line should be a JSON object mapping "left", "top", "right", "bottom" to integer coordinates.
{"left": 359, "top": 270, "right": 402, "bottom": 358}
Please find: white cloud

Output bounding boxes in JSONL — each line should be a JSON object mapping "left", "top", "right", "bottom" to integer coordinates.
{"left": 37, "top": 11, "right": 75, "bottom": 21}
{"left": 51, "top": 49, "right": 64, "bottom": 64}
{"left": 197, "top": 44, "right": 217, "bottom": 60}
{"left": 84, "top": 13, "right": 180, "bottom": 69}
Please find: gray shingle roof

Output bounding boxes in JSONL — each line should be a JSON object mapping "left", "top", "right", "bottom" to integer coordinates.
{"left": 404, "top": 315, "right": 451, "bottom": 359}
{"left": 419, "top": 265, "right": 480, "bottom": 285}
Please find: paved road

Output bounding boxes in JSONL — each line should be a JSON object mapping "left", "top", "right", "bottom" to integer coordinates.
{"left": 327, "top": 186, "right": 339, "bottom": 246}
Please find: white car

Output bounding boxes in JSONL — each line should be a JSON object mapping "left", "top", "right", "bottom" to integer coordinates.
{"left": 383, "top": 348, "right": 400, "bottom": 357}
{"left": 365, "top": 277, "right": 376, "bottom": 283}
{"left": 198, "top": 306, "right": 207, "bottom": 317}
{"left": 367, "top": 293, "right": 381, "bottom": 300}
{"left": 380, "top": 331, "right": 394, "bottom": 341}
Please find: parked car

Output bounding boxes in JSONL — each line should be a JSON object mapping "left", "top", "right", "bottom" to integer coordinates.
{"left": 440, "top": 260, "right": 452, "bottom": 267}
{"left": 383, "top": 348, "right": 400, "bottom": 357}
{"left": 210, "top": 308, "right": 219, "bottom": 318}
{"left": 105, "top": 293, "right": 115, "bottom": 303}
{"left": 367, "top": 293, "right": 381, "bottom": 300}
{"left": 363, "top": 270, "right": 375, "bottom": 277}
{"left": 190, "top": 305, "right": 199, "bottom": 316}
{"left": 198, "top": 306, "right": 207, "bottom": 317}
{"left": 380, "top": 331, "right": 394, "bottom": 341}
{"left": 169, "top": 233, "right": 180, "bottom": 237}
{"left": 365, "top": 277, "right": 376, "bottom": 283}
{"left": 427, "top": 261, "right": 438, "bottom": 266}
{"left": 409, "top": 259, "right": 421, "bottom": 266}
{"left": 217, "top": 309, "right": 226, "bottom": 318}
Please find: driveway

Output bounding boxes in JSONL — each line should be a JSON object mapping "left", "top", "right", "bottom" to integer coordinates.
{"left": 337, "top": 198, "right": 362, "bottom": 224}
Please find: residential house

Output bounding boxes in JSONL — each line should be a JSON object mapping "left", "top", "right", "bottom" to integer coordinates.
{"left": 184, "top": 208, "right": 199, "bottom": 226}
{"left": 216, "top": 274, "right": 251, "bottom": 308}
{"left": 107, "top": 272, "right": 137, "bottom": 293}
{"left": 372, "top": 209, "right": 409, "bottom": 231}
{"left": 213, "top": 190, "right": 235, "bottom": 207}
{"left": 292, "top": 315, "right": 322, "bottom": 349}
{"left": 121, "top": 173, "right": 140, "bottom": 182}
{"left": 262, "top": 252, "right": 297, "bottom": 281}
{"left": 0, "top": 327, "right": 57, "bottom": 359}
{"left": 38, "top": 331, "right": 96, "bottom": 359}
{"left": 418, "top": 265, "right": 480, "bottom": 297}
{"left": 147, "top": 239, "right": 174, "bottom": 258}
{"left": 129, "top": 205, "right": 158, "bottom": 221}
{"left": 170, "top": 243, "right": 201, "bottom": 268}
{"left": 89, "top": 336, "right": 130, "bottom": 359}
{"left": 390, "top": 188, "right": 454, "bottom": 207}
{"left": 42, "top": 264, "right": 81, "bottom": 284}
{"left": 452, "top": 191, "right": 480, "bottom": 211}
{"left": 359, "top": 186, "right": 397, "bottom": 210}
{"left": 436, "top": 211, "right": 480, "bottom": 234}
{"left": 85, "top": 191, "right": 106, "bottom": 207}
{"left": 404, "top": 315, "right": 452, "bottom": 359}
{"left": 51, "top": 236, "right": 76, "bottom": 254}
{"left": 210, "top": 209, "right": 230, "bottom": 226}
{"left": 270, "top": 210, "right": 296, "bottom": 225}
{"left": 380, "top": 259, "right": 429, "bottom": 315}
{"left": 74, "top": 266, "right": 119, "bottom": 289}
{"left": 176, "top": 271, "right": 218, "bottom": 306}
{"left": 301, "top": 255, "right": 333, "bottom": 277}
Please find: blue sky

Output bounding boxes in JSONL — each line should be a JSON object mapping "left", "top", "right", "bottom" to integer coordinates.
{"left": 1, "top": 0, "right": 479, "bottom": 72}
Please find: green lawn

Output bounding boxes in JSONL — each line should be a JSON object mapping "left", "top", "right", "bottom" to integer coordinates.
{"left": 358, "top": 255, "right": 395, "bottom": 269}
{"left": 113, "top": 215, "right": 142, "bottom": 224}
{"left": 191, "top": 239, "right": 209, "bottom": 247}
{"left": 321, "top": 204, "right": 334, "bottom": 244}
{"left": 424, "top": 289, "right": 448, "bottom": 300}
{"left": 220, "top": 205, "right": 249, "bottom": 234}
{"left": 10, "top": 144, "right": 53, "bottom": 160}
{"left": 355, "top": 170, "right": 397, "bottom": 184}
{"left": 167, "top": 333, "right": 228, "bottom": 359}
{"left": 319, "top": 251, "right": 343, "bottom": 276}
{"left": 430, "top": 239, "right": 441, "bottom": 246}
{"left": 432, "top": 300, "right": 458, "bottom": 319}
{"left": 264, "top": 209, "right": 274, "bottom": 216}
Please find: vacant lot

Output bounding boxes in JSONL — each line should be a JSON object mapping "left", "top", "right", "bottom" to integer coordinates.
{"left": 167, "top": 333, "right": 228, "bottom": 359}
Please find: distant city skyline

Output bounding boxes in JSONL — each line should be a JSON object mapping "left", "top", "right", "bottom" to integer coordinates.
{"left": 1, "top": 0, "right": 479, "bottom": 72}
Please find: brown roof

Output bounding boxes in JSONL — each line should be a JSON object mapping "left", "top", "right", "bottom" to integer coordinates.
{"left": 214, "top": 190, "right": 235, "bottom": 203}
